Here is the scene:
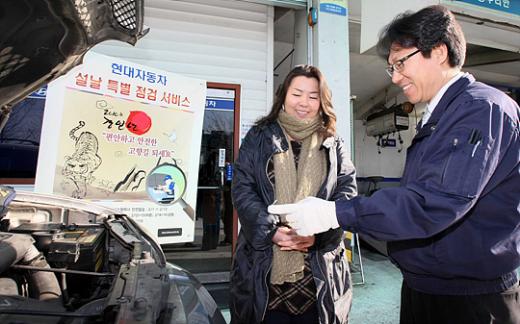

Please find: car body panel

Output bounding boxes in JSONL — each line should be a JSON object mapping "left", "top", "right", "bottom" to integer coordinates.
{"left": 0, "top": 188, "right": 226, "bottom": 323}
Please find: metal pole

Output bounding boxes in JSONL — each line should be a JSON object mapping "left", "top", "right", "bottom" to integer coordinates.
{"left": 307, "top": 0, "right": 313, "bottom": 65}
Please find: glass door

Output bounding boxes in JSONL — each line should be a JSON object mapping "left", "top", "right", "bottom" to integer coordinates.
{"left": 197, "top": 86, "right": 236, "bottom": 250}
{"left": 164, "top": 83, "right": 240, "bottom": 276}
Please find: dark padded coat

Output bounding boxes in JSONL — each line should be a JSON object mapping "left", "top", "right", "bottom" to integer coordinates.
{"left": 230, "top": 121, "right": 357, "bottom": 324}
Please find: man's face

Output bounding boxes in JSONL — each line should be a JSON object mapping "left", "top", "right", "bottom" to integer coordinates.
{"left": 388, "top": 46, "right": 442, "bottom": 104}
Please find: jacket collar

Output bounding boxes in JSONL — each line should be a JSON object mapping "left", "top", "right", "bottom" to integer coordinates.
{"left": 414, "top": 73, "right": 474, "bottom": 142}
{"left": 322, "top": 136, "right": 335, "bottom": 148}
{"left": 268, "top": 122, "right": 288, "bottom": 153}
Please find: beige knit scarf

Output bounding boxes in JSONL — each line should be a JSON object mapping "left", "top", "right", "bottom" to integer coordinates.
{"left": 270, "top": 110, "right": 327, "bottom": 285}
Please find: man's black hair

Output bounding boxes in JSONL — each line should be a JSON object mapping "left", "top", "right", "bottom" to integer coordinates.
{"left": 377, "top": 5, "right": 466, "bottom": 68}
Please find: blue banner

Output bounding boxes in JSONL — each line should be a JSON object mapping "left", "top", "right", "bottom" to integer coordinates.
{"left": 320, "top": 1, "right": 347, "bottom": 16}
{"left": 205, "top": 98, "right": 234, "bottom": 111}
{"left": 453, "top": 0, "right": 520, "bottom": 16}
{"left": 28, "top": 86, "right": 47, "bottom": 99}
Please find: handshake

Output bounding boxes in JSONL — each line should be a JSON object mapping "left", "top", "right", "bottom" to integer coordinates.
{"left": 268, "top": 197, "right": 340, "bottom": 236}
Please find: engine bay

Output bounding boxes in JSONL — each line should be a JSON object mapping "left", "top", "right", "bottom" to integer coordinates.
{"left": 0, "top": 222, "right": 110, "bottom": 304}
{"left": 0, "top": 196, "right": 168, "bottom": 323}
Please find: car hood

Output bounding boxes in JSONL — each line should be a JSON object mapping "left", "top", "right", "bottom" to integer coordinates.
{"left": 0, "top": 0, "right": 147, "bottom": 118}
{"left": 0, "top": 188, "right": 226, "bottom": 324}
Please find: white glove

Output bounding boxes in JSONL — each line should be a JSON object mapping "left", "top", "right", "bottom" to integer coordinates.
{"left": 268, "top": 197, "right": 339, "bottom": 236}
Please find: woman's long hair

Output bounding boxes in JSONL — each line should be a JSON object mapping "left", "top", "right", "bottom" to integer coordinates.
{"left": 256, "top": 65, "right": 337, "bottom": 137}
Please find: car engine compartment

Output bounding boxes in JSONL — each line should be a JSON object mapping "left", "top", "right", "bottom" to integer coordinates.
{"left": 0, "top": 195, "right": 170, "bottom": 323}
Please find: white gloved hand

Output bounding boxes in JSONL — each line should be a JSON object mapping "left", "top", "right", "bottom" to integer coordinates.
{"left": 268, "top": 197, "right": 339, "bottom": 236}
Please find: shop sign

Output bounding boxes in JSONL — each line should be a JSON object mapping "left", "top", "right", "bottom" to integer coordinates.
{"left": 27, "top": 86, "right": 47, "bottom": 99}
{"left": 205, "top": 98, "right": 234, "bottom": 111}
{"left": 452, "top": 0, "right": 520, "bottom": 16}
{"left": 205, "top": 88, "right": 235, "bottom": 111}
{"left": 320, "top": 0, "right": 347, "bottom": 16}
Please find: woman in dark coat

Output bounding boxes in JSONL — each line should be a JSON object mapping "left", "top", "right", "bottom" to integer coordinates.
{"left": 230, "top": 65, "right": 357, "bottom": 324}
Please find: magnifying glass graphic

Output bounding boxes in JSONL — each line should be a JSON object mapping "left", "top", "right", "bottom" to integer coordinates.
{"left": 145, "top": 163, "right": 195, "bottom": 221}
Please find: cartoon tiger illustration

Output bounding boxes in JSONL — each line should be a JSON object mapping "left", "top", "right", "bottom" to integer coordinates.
{"left": 62, "top": 121, "right": 102, "bottom": 198}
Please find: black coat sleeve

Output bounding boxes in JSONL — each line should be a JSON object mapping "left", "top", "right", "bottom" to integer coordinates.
{"left": 231, "top": 127, "right": 278, "bottom": 251}
{"left": 331, "top": 136, "right": 358, "bottom": 201}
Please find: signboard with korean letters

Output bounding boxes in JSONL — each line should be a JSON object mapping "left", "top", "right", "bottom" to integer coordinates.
{"left": 450, "top": 0, "right": 519, "bottom": 16}
{"left": 36, "top": 52, "right": 207, "bottom": 244}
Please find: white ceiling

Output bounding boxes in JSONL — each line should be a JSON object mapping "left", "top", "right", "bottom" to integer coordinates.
{"left": 275, "top": 1, "right": 520, "bottom": 119}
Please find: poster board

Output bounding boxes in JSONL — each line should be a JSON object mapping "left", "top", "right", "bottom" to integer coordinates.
{"left": 36, "top": 52, "right": 206, "bottom": 244}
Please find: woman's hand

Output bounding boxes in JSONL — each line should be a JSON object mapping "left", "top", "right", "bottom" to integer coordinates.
{"left": 272, "top": 226, "right": 315, "bottom": 252}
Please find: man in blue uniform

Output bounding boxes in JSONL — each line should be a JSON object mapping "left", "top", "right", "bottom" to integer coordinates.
{"left": 269, "top": 5, "right": 520, "bottom": 323}
{"left": 156, "top": 175, "right": 175, "bottom": 199}
{"left": 162, "top": 175, "right": 175, "bottom": 197}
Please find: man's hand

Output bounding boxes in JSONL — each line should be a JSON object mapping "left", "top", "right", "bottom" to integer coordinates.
{"left": 268, "top": 197, "right": 339, "bottom": 236}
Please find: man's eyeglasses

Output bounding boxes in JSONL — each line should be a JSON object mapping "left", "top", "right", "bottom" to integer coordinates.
{"left": 385, "top": 49, "right": 421, "bottom": 77}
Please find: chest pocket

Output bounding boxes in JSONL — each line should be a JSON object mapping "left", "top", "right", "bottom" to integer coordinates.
{"left": 434, "top": 128, "right": 491, "bottom": 198}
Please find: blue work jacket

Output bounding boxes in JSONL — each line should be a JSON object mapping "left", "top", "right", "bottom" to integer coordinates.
{"left": 336, "top": 74, "right": 520, "bottom": 295}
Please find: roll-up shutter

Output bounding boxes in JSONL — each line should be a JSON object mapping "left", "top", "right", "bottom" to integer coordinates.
{"left": 241, "top": 0, "right": 306, "bottom": 8}
{"left": 92, "top": 0, "right": 274, "bottom": 129}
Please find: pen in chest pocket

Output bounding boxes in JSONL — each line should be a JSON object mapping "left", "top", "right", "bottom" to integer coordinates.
{"left": 467, "top": 129, "right": 483, "bottom": 157}
{"left": 471, "top": 140, "right": 481, "bottom": 157}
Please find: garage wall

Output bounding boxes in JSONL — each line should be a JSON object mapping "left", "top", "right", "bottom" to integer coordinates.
{"left": 92, "top": 0, "right": 274, "bottom": 139}
{"left": 353, "top": 115, "right": 419, "bottom": 179}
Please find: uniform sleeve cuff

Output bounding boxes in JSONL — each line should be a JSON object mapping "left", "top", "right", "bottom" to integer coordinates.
{"left": 335, "top": 198, "right": 357, "bottom": 231}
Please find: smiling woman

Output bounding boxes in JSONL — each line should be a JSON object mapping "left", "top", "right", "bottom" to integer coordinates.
{"left": 229, "top": 65, "right": 358, "bottom": 324}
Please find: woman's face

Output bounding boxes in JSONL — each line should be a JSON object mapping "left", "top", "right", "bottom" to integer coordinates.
{"left": 283, "top": 76, "right": 321, "bottom": 120}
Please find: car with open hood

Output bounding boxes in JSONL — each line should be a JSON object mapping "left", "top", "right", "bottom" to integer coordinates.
{"left": 0, "top": 1, "right": 226, "bottom": 323}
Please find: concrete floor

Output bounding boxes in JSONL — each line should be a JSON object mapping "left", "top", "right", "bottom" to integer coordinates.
{"left": 349, "top": 245, "right": 402, "bottom": 324}
{"left": 217, "top": 245, "right": 402, "bottom": 324}
{"left": 166, "top": 216, "right": 520, "bottom": 323}
{"left": 165, "top": 218, "right": 403, "bottom": 324}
